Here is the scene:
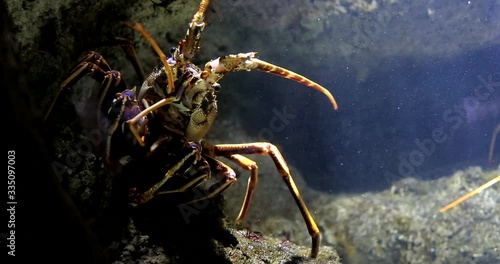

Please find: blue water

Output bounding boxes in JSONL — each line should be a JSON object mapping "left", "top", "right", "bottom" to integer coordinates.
{"left": 307, "top": 45, "right": 500, "bottom": 193}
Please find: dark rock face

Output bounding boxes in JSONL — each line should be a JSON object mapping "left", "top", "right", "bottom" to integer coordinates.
{"left": 3, "top": 0, "right": 107, "bottom": 262}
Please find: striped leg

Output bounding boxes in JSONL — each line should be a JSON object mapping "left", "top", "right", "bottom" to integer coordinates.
{"left": 203, "top": 141, "right": 321, "bottom": 258}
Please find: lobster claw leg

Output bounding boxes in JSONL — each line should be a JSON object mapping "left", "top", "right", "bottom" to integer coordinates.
{"left": 203, "top": 52, "right": 339, "bottom": 110}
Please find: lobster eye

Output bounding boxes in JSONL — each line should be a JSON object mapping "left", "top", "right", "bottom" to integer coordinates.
{"left": 170, "top": 47, "right": 177, "bottom": 54}
{"left": 213, "top": 83, "right": 221, "bottom": 92}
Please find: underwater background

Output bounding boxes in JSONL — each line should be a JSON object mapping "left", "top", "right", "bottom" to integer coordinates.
{"left": 201, "top": 0, "right": 500, "bottom": 194}
{"left": 4, "top": 0, "right": 499, "bottom": 263}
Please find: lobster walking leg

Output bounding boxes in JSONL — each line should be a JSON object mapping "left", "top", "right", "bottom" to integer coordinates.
{"left": 45, "top": 52, "right": 127, "bottom": 122}
{"left": 131, "top": 146, "right": 200, "bottom": 204}
{"left": 178, "top": 155, "right": 238, "bottom": 206}
{"left": 127, "top": 96, "right": 178, "bottom": 146}
{"left": 224, "top": 154, "right": 259, "bottom": 223}
{"left": 204, "top": 142, "right": 321, "bottom": 258}
{"left": 157, "top": 157, "right": 213, "bottom": 196}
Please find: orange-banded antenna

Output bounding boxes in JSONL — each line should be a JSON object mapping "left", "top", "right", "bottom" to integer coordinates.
{"left": 440, "top": 175, "right": 500, "bottom": 213}
{"left": 252, "top": 58, "right": 339, "bottom": 110}
{"left": 127, "top": 22, "right": 176, "bottom": 94}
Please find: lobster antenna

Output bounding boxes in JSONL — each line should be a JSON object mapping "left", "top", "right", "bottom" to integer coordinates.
{"left": 127, "top": 22, "right": 176, "bottom": 94}
{"left": 440, "top": 175, "right": 500, "bottom": 213}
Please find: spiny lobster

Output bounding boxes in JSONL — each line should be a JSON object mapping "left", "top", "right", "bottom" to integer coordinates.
{"left": 45, "top": 0, "right": 339, "bottom": 258}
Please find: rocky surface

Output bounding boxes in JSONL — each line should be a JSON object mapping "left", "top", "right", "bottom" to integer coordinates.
{"left": 223, "top": 164, "right": 500, "bottom": 264}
